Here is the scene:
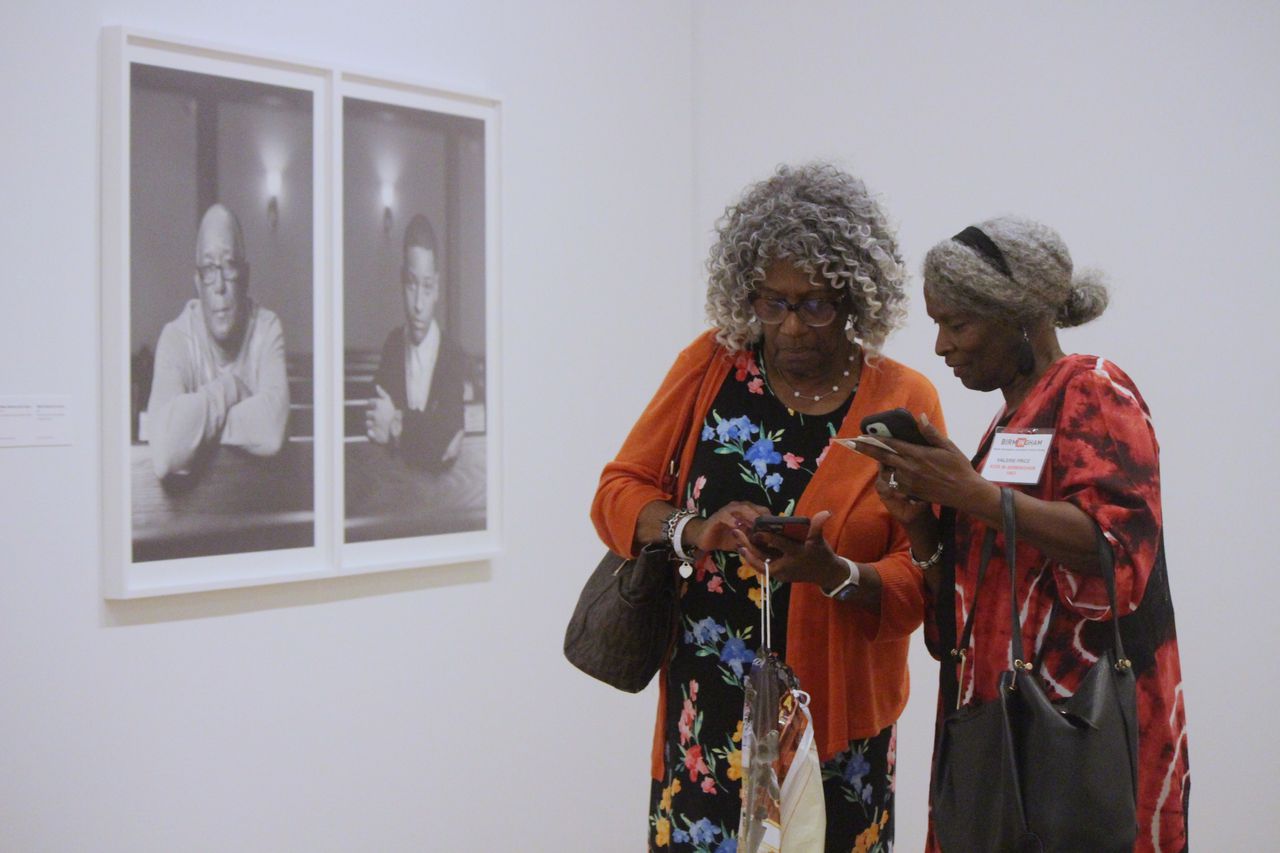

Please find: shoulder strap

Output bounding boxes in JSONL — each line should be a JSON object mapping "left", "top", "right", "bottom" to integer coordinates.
{"left": 955, "top": 527, "right": 996, "bottom": 658}
{"left": 1003, "top": 489, "right": 1028, "bottom": 668}
{"left": 1000, "top": 487, "right": 1130, "bottom": 672}
{"left": 950, "top": 524, "right": 996, "bottom": 707}
{"left": 662, "top": 343, "right": 726, "bottom": 498}
{"left": 1094, "top": 524, "right": 1131, "bottom": 669}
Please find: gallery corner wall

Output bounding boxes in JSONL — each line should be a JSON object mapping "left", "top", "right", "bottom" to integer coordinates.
{"left": 1, "top": 3, "right": 695, "bottom": 850}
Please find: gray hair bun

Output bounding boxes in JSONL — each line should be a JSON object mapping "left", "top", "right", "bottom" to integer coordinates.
{"left": 1056, "top": 268, "right": 1109, "bottom": 328}
{"left": 923, "top": 215, "right": 1111, "bottom": 328}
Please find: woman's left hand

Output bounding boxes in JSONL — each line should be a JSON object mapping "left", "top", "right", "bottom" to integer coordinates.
{"left": 731, "top": 510, "right": 847, "bottom": 590}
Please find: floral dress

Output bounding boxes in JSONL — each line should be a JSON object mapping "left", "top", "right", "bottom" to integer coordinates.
{"left": 650, "top": 347, "right": 896, "bottom": 853}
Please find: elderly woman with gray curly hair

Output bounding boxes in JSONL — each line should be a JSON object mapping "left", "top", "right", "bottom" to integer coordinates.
{"left": 592, "top": 163, "right": 944, "bottom": 851}
{"left": 856, "top": 217, "right": 1190, "bottom": 851}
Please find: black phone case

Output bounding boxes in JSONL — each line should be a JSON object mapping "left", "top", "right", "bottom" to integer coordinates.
{"left": 860, "top": 407, "right": 928, "bottom": 445}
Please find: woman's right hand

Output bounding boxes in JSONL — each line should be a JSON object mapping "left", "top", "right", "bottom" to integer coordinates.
{"left": 873, "top": 465, "right": 931, "bottom": 526}
{"left": 691, "top": 501, "right": 771, "bottom": 553}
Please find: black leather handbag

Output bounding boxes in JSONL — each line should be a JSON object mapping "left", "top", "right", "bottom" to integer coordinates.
{"left": 931, "top": 488, "right": 1139, "bottom": 853}
{"left": 563, "top": 543, "right": 680, "bottom": 693}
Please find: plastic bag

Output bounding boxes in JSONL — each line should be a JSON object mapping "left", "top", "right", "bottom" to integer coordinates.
{"left": 737, "top": 565, "right": 826, "bottom": 852}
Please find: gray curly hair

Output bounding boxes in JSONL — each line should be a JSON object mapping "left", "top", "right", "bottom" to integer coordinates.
{"left": 705, "top": 162, "right": 908, "bottom": 353}
{"left": 922, "top": 216, "right": 1109, "bottom": 328}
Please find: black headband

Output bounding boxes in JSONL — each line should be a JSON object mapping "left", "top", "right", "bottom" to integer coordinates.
{"left": 952, "top": 226, "right": 1012, "bottom": 278}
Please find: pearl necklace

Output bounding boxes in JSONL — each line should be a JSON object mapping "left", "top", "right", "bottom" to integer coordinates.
{"left": 767, "top": 349, "right": 859, "bottom": 403}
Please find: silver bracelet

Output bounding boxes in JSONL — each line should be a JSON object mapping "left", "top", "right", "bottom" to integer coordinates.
{"left": 910, "top": 541, "right": 944, "bottom": 570}
{"left": 672, "top": 512, "right": 699, "bottom": 562}
{"left": 661, "top": 508, "right": 696, "bottom": 547}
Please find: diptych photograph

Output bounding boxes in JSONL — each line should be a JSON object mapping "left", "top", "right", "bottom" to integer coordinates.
{"left": 101, "top": 31, "right": 500, "bottom": 596}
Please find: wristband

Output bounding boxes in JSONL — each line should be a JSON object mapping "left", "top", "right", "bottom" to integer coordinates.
{"left": 672, "top": 513, "right": 699, "bottom": 562}
{"left": 660, "top": 508, "right": 695, "bottom": 546}
{"left": 822, "top": 556, "right": 861, "bottom": 602}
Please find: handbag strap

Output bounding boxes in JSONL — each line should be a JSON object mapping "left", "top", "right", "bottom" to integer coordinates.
{"left": 948, "top": 422, "right": 1007, "bottom": 696}
{"left": 661, "top": 346, "right": 726, "bottom": 499}
{"left": 954, "top": 527, "right": 996, "bottom": 660}
{"left": 1002, "top": 488, "right": 1030, "bottom": 671}
{"left": 949, "top": 525, "right": 995, "bottom": 706}
{"left": 1000, "top": 487, "right": 1132, "bottom": 677}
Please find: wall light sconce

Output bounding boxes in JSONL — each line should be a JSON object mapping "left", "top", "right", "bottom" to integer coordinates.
{"left": 266, "top": 170, "right": 282, "bottom": 231}
{"left": 381, "top": 182, "right": 395, "bottom": 234}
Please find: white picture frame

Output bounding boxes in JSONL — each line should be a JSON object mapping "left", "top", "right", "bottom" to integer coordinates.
{"left": 334, "top": 72, "right": 502, "bottom": 575}
{"left": 100, "top": 28, "right": 500, "bottom": 597}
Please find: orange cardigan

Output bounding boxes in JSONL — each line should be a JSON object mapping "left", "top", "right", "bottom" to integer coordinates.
{"left": 591, "top": 330, "right": 946, "bottom": 777}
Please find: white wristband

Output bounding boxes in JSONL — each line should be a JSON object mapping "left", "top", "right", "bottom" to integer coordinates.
{"left": 672, "top": 512, "right": 698, "bottom": 562}
{"left": 823, "top": 556, "right": 861, "bottom": 600}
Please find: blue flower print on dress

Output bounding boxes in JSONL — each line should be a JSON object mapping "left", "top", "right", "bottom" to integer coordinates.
{"left": 715, "top": 415, "right": 758, "bottom": 443}
{"left": 843, "top": 750, "right": 871, "bottom": 789}
{"left": 673, "top": 828, "right": 691, "bottom": 845}
{"left": 719, "top": 636, "right": 757, "bottom": 678}
{"left": 714, "top": 839, "right": 738, "bottom": 853}
{"left": 686, "top": 617, "right": 728, "bottom": 645}
{"left": 689, "top": 818, "right": 721, "bottom": 845}
{"left": 698, "top": 411, "right": 789, "bottom": 503}
{"left": 744, "top": 437, "right": 782, "bottom": 477}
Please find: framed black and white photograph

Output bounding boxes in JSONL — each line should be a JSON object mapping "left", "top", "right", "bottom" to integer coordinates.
{"left": 336, "top": 74, "right": 501, "bottom": 573}
{"left": 101, "top": 30, "right": 333, "bottom": 596}
{"left": 101, "top": 31, "right": 500, "bottom": 596}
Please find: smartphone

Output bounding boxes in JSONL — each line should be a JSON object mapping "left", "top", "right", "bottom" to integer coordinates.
{"left": 751, "top": 515, "right": 811, "bottom": 542}
{"left": 859, "top": 408, "right": 929, "bottom": 446}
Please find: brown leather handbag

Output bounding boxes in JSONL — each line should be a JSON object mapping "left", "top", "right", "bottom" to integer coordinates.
{"left": 562, "top": 543, "right": 681, "bottom": 693}
{"left": 564, "top": 348, "right": 721, "bottom": 693}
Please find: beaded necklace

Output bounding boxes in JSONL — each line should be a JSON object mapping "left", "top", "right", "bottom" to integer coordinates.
{"left": 762, "top": 347, "right": 859, "bottom": 404}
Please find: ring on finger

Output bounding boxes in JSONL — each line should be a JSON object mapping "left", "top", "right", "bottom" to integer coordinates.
{"left": 887, "top": 471, "right": 899, "bottom": 490}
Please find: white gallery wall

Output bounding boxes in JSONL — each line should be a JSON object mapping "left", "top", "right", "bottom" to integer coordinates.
{"left": 0, "top": 1, "right": 1276, "bottom": 851}
{"left": 0, "top": 1, "right": 694, "bottom": 850}
{"left": 691, "top": 3, "right": 1280, "bottom": 851}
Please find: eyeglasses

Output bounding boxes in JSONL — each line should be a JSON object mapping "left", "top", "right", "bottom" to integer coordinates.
{"left": 750, "top": 294, "right": 844, "bottom": 327}
{"left": 197, "top": 261, "right": 246, "bottom": 286}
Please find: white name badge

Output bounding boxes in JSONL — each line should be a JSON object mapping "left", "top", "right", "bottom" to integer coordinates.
{"left": 980, "top": 429, "right": 1053, "bottom": 485}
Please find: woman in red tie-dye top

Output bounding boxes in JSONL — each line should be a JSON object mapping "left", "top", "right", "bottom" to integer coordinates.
{"left": 855, "top": 216, "right": 1189, "bottom": 852}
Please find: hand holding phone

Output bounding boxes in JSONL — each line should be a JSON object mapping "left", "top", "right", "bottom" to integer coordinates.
{"left": 751, "top": 515, "right": 811, "bottom": 543}
{"left": 859, "top": 408, "right": 929, "bottom": 446}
